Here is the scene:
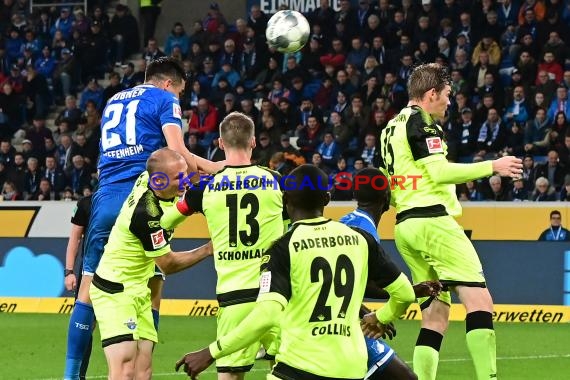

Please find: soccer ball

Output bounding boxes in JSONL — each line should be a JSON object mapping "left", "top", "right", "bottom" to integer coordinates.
{"left": 266, "top": 10, "right": 310, "bottom": 53}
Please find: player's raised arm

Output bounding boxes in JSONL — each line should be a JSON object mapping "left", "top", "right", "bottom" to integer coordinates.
{"left": 153, "top": 241, "right": 213, "bottom": 275}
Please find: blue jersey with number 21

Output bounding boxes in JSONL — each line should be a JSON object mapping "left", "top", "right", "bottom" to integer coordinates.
{"left": 97, "top": 84, "right": 183, "bottom": 188}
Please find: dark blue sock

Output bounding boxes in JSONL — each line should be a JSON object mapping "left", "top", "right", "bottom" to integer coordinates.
{"left": 64, "top": 301, "right": 95, "bottom": 380}
{"left": 152, "top": 308, "right": 160, "bottom": 331}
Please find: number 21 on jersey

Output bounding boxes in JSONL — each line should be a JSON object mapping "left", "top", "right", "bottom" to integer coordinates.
{"left": 101, "top": 100, "right": 140, "bottom": 151}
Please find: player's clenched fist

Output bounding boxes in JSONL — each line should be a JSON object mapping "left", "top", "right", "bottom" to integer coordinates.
{"left": 492, "top": 156, "right": 523, "bottom": 179}
{"left": 175, "top": 347, "right": 215, "bottom": 379}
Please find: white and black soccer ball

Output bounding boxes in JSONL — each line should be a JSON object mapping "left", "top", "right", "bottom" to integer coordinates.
{"left": 265, "top": 10, "right": 310, "bottom": 53}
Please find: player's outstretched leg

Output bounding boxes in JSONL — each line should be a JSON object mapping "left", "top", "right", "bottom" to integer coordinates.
{"left": 457, "top": 286, "right": 497, "bottom": 380}
{"left": 413, "top": 300, "right": 448, "bottom": 380}
{"left": 64, "top": 277, "right": 95, "bottom": 380}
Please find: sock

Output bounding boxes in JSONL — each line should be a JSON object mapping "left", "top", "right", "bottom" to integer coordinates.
{"left": 413, "top": 328, "right": 443, "bottom": 380}
{"left": 64, "top": 301, "right": 95, "bottom": 380}
{"left": 78, "top": 334, "right": 93, "bottom": 380}
{"left": 466, "top": 311, "right": 497, "bottom": 380}
{"left": 152, "top": 308, "right": 160, "bottom": 332}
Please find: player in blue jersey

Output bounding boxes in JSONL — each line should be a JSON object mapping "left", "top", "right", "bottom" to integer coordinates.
{"left": 63, "top": 57, "right": 222, "bottom": 380}
{"left": 341, "top": 168, "right": 441, "bottom": 380}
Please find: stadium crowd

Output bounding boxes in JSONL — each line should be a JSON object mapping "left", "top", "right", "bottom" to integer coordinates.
{"left": 0, "top": 0, "right": 570, "bottom": 201}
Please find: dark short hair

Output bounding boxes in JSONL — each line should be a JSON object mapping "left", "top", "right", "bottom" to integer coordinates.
{"left": 284, "top": 165, "right": 329, "bottom": 211}
{"left": 550, "top": 210, "right": 561, "bottom": 218}
{"left": 353, "top": 168, "right": 390, "bottom": 206}
{"left": 145, "top": 56, "right": 186, "bottom": 84}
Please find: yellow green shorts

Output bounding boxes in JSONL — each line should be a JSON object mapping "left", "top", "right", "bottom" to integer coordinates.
{"left": 216, "top": 302, "right": 280, "bottom": 372}
{"left": 90, "top": 275, "right": 157, "bottom": 347}
{"left": 395, "top": 215, "right": 486, "bottom": 307}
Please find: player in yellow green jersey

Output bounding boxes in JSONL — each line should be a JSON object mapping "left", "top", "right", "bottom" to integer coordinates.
{"left": 378, "top": 63, "right": 523, "bottom": 380}
{"left": 174, "top": 164, "right": 417, "bottom": 380}
{"left": 89, "top": 148, "right": 213, "bottom": 380}
{"left": 161, "top": 112, "right": 288, "bottom": 379}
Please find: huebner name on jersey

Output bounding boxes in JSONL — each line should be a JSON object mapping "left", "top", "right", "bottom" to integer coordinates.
{"left": 292, "top": 234, "right": 360, "bottom": 252}
{"left": 218, "top": 248, "right": 265, "bottom": 260}
{"left": 110, "top": 88, "right": 147, "bottom": 101}
{"left": 103, "top": 144, "right": 144, "bottom": 158}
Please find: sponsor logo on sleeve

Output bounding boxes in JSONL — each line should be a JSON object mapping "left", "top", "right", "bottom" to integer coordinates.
{"left": 259, "top": 271, "right": 272, "bottom": 294}
{"left": 173, "top": 103, "right": 182, "bottom": 119}
{"left": 151, "top": 230, "right": 166, "bottom": 249}
{"left": 426, "top": 137, "right": 444, "bottom": 153}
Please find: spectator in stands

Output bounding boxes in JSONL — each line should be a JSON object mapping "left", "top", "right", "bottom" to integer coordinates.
{"left": 458, "top": 180, "right": 485, "bottom": 201}
{"left": 79, "top": 78, "right": 103, "bottom": 111}
{"left": 251, "top": 131, "right": 276, "bottom": 167}
{"left": 2, "top": 180, "right": 22, "bottom": 200}
{"left": 297, "top": 115, "right": 324, "bottom": 161}
{"left": 547, "top": 112, "right": 569, "bottom": 151}
{"left": 50, "top": 7, "right": 73, "bottom": 40}
{"left": 25, "top": 116, "right": 52, "bottom": 161}
{"left": 316, "top": 131, "right": 340, "bottom": 170}
{"left": 55, "top": 96, "right": 82, "bottom": 131}
{"left": 110, "top": 4, "right": 140, "bottom": 67}
{"left": 164, "top": 22, "right": 189, "bottom": 58}
{"left": 142, "top": 37, "right": 166, "bottom": 64}
{"left": 502, "top": 122, "right": 525, "bottom": 156}
{"left": 477, "top": 108, "right": 507, "bottom": 156}
{"left": 31, "top": 177, "right": 57, "bottom": 200}
{"left": 52, "top": 48, "right": 76, "bottom": 100}
{"left": 449, "top": 107, "right": 478, "bottom": 160}
{"left": 23, "top": 156, "right": 41, "bottom": 199}
{"left": 474, "top": 93, "right": 497, "bottom": 126}
{"left": 534, "top": 150, "right": 567, "bottom": 191}
{"left": 24, "top": 64, "right": 50, "bottom": 121}
{"left": 268, "top": 152, "right": 293, "bottom": 175}
{"left": 100, "top": 72, "right": 124, "bottom": 112}
{"left": 536, "top": 70, "right": 558, "bottom": 105}
{"left": 0, "top": 140, "right": 16, "bottom": 168}
{"left": 511, "top": 178, "right": 529, "bottom": 201}
{"left": 547, "top": 86, "right": 570, "bottom": 123}
{"left": 504, "top": 86, "right": 530, "bottom": 127}
{"left": 558, "top": 131, "right": 570, "bottom": 167}
{"left": 379, "top": 71, "right": 406, "bottom": 111}
{"left": 532, "top": 176, "right": 558, "bottom": 201}
{"left": 538, "top": 210, "right": 570, "bottom": 240}
{"left": 77, "top": 20, "right": 109, "bottom": 82}
{"left": 66, "top": 154, "right": 93, "bottom": 198}
{"left": 0, "top": 82, "right": 22, "bottom": 139}
{"left": 43, "top": 155, "right": 65, "bottom": 194}
{"left": 188, "top": 98, "right": 218, "bottom": 148}
{"left": 34, "top": 46, "right": 56, "bottom": 80}
{"left": 184, "top": 132, "right": 205, "bottom": 158}
{"left": 487, "top": 175, "right": 513, "bottom": 201}
{"left": 524, "top": 107, "right": 550, "bottom": 154}
{"left": 320, "top": 37, "right": 346, "bottom": 70}
{"left": 538, "top": 51, "right": 564, "bottom": 84}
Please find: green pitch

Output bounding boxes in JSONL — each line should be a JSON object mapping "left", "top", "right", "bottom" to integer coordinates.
{"left": 1, "top": 314, "right": 569, "bottom": 379}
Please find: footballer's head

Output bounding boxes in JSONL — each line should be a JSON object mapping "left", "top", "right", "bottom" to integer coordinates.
{"left": 353, "top": 168, "right": 390, "bottom": 214}
{"left": 147, "top": 148, "right": 187, "bottom": 198}
{"left": 145, "top": 56, "right": 186, "bottom": 97}
{"left": 283, "top": 164, "right": 330, "bottom": 220}
{"left": 219, "top": 112, "right": 255, "bottom": 152}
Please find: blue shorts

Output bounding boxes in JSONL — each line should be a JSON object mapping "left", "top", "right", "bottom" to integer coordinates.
{"left": 365, "top": 337, "right": 395, "bottom": 379}
{"left": 82, "top": 183, "right": 133, "bottom": 275}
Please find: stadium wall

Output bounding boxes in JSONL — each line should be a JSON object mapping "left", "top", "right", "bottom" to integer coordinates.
{"left": 1, "top": 202, "right": 570, "bottom": 319}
